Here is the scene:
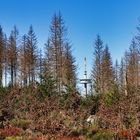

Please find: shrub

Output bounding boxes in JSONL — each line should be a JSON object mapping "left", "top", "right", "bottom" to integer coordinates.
{"left": 0, "top": 127, "right": 21, "bottom": 139}
{"left": 68, "top": 130, "right": 80, "bottom": 137}
{"left": 11, "top": 119, "right": 31, "bottom": 130}
{"left": 86, "top": 131, "right": 113, "bottom": 140}
{"left": 57, "top": 137, "right": 83, "bottom": 140}
{"left": 5, "top": 136, "right": 22, "bottom": 140}
{"left": 104, "top": 85, "right": 120, "bottom": 107}
{"left": 0, "top": 86, "right": 8, "bottom": 100}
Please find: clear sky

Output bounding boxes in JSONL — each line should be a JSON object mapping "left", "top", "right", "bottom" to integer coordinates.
{"left": 0, "top": 0, "right": 140, "bottom": 88}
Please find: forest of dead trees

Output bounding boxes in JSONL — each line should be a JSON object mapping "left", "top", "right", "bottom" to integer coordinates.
{"left": 0, "top": 13, "right": 76, "bottom": 93}
{"left": 0, "top": 13, "right": 140, "bottom": 97}
{"left": 1, "top": 13, "right": 140, "bottom": 139}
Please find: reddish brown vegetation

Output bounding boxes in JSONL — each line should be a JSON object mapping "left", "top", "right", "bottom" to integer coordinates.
{"left": 0, "top": 126, "right": 21, "bottom": 138}
{"left": 57, "top": 137, "right": 83, "bottom": 140}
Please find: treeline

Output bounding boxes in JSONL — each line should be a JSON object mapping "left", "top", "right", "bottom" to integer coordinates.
{"left": 0, "top": 12, "right": 140, "bottom": 97}
{"left": 0, "top": 13, "right": 76, "bottom": 95}
{"left": 92, "top": 25, "right": 140, "bottom": 96}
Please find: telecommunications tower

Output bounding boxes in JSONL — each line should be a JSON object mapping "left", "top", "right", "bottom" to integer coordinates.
{"left": 80, "top": 57, "right": 92, "bottom": 97}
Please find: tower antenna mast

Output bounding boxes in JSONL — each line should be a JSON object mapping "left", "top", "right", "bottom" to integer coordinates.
{"left": 80, "top": 57, "right": 91, "bottom": 97}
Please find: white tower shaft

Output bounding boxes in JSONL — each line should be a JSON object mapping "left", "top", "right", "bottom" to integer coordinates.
{"left": 84, "top": 57, "right": 87, "bottom": 80}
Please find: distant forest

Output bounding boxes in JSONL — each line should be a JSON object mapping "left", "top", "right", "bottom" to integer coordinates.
{"left": 1, "top": 13, "right": 140, "bottom": 139}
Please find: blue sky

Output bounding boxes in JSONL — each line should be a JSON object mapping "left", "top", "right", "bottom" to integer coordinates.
{"left": 0, "top": 0, "right": 140, "bottom": 87}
